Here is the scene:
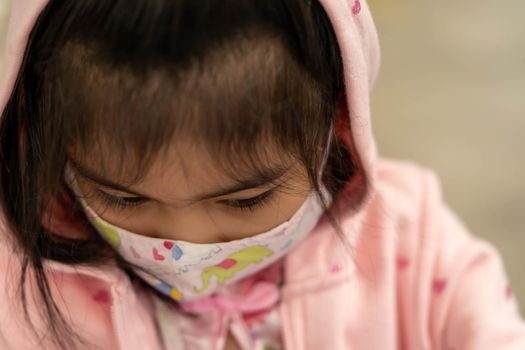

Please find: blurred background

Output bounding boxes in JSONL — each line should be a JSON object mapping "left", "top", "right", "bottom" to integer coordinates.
{"left": 369, "top": 0, "right": 525, "bottom": 312}
{"left": 1, "top": 0, "right": 524, "bottom": 311}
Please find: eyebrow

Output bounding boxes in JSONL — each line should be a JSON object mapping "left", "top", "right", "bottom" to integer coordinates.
{"left": 67, "top": 158, "right": 291, "bottom": 202}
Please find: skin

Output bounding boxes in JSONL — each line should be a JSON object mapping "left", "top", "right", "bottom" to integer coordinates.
{"left": 69, "top": 140, "right": 312, "bottom": 244}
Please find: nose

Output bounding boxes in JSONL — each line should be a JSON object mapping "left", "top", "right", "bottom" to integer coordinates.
{"left": 151, "top": 204, "right": 224, "bottom": 243}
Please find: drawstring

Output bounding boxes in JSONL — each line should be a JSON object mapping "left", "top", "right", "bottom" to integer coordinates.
{"left": 180, "top": 279, "right": 279, "bottom": 315}
{"left": 179, "top": 261, "right": 282, "bottom": 348}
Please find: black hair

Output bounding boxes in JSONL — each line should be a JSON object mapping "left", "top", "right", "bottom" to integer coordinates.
{"left": 0, "top": 0, "right": 357, "bottom": 348}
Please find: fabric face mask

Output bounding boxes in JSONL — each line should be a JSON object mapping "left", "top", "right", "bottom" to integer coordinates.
{"left": 65, "top": 133, "right": 332, "bottom": 303}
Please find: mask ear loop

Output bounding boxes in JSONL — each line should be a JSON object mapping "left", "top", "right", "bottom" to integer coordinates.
{"left": 63, "top": 162, "right": 78, "bottom": 196}
{"left": 63, "top": 162, "right": 93, "bottom": 213}
{"left": 316, "top": 123, "right": 334, "bottom": 207}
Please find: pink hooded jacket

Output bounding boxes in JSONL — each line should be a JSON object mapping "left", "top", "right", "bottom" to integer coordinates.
{"left": 1, "top": 0, "right": 525, "bottom": 349}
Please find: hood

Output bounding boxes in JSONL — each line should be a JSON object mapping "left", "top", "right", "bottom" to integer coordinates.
{"left": 0, "top": 0, "right": 380, "bottom": 216}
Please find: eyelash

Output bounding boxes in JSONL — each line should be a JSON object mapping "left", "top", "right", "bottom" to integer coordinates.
{"left": 92, "top": 188, "right": 276, "bottom": 212}
{"left": 93, "top": 189, "right": 145, "bottom": 211}
{"left": 220, "top": 189, "right": 275, "bottom": 212}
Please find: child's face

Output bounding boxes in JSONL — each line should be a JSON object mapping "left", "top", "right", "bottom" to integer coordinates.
{"left": 70, "top": 141, "right": 311, "bottom": 244}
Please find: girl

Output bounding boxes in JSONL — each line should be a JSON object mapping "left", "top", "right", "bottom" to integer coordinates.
{"left": 0, "top": 0, "right": 524, "bottom": 349}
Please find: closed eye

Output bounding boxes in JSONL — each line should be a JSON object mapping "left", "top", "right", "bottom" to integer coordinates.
{"left": 218, "top": 188, "right": 276, "bottom": 212}
{"left": 91, "top": 186, "right": 277, "bottom": 213}
{"left": 92, "top": 189, "right": 147, "bottom": 210}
